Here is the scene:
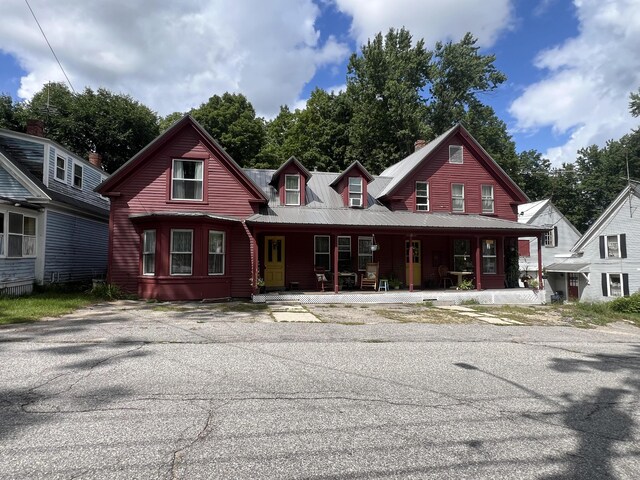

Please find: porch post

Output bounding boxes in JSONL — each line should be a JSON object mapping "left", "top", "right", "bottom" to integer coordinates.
{"left": 242, "top": 222, "right": 258, "bottom": 295}
{"left": 409, "top": 234, "right": 414, "bottom": 292}
{"left": 475, "top": 236, "right": 482, "bottom": 290}
{"left": 333, "top": 234, "right": 339, "bottom": 294}
{"left": 537, "top": 233, "right": 544, "bottom": 288}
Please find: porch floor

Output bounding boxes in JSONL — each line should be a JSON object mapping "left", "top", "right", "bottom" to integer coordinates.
{"left": 252, "top": 288, "right": 545, "bottom": 305}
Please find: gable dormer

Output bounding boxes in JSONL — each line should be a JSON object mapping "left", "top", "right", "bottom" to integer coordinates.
{"left": 330, "top": 161, "right": 374, "bottom": 208}
{"left": 269, "top": 156, "right": 312, "bottom": 206}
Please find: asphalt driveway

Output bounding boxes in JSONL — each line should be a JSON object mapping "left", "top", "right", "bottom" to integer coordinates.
{"left": 0, "top": 301, "right": 639, "bottom": 479}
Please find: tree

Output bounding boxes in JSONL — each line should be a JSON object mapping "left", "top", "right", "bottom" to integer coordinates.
{"left": 14, "top": 83, "right": 159, "bottom": 172}
{"left": 428, "top": 32, "right": 507, "bottom": 135}
{"left": 630, "top": 88, "right": 640, "bottom": 117}
{"left": 191, "top": 93, "right": 265, "bottom": 166}
{"left": 159, "top": 111, "right": 185, "bottom": 132}
{"left": 345, "top": 28, "right": 431, "bottom": 173}
{"left": 0, "top": 93, "right": 19, "bottom": 130}
{"left": 515, "top": 149, "right": 552, "bottom": 201}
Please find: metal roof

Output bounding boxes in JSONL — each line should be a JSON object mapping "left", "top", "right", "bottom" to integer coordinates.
{"left": 247, "top": 206, "right": 550, "bottom": 232}
{"left": 545, "top": 262, "right": 589, "bottom": 273}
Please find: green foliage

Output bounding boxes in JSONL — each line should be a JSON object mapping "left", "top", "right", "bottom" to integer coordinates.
{"left": 457, "top": 278, "right": 474, "bottom": 290}
{"left": 610, "top": 292, "right": 640, "bottom": 313}
{"left": 515, "top": 149, "right": 552, "bottom": 201}
{"left": 0, "top": 93, "right": 20, "bottom": 129}
{"left": 14, "top": 83, "right": 159, "bottom": 173}
{"left": 0, "top": 292, "right": 95, "bottom": 325}
{"left": 345, "top": 27, "right": 432, "bottom": 173}
{"left": 459, "top": 298, "right": 480, "bottom": 305}
{"left": 630, "top": 88, "right": 640, "bottom": 117}
{"left": 159, "top": 111, "right": 185, "bottom": 132}
{"left": 91, "top": 282, "right": 127, "bottom": 300}
{"left": 191, "top": 92, "right": 265, "bottom": 166}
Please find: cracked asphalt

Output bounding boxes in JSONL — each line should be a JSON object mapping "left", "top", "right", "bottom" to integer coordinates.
{"left": 0, "top": 301, "right": 639, "bottom": 479}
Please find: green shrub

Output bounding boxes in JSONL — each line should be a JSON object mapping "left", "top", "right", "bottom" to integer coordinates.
{"left": 91, "top": 282, "right": 126, "bottom": 300}
{"left": 610, "top": 292, "right": 640, "bottom": 313}
{"left": 457, "top": 278, "right": 474, "bottom": 290}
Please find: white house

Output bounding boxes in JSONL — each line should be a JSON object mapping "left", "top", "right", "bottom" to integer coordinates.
{"left": 517, "top": 199, "right": 582, "bottom": 300}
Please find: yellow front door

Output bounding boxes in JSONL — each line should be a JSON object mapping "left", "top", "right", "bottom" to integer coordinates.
{"left": 264, "top": 236, "right": 285, "bottom": 288}
{"left": 405, "top": 240, "right": 421, "bottom": 286}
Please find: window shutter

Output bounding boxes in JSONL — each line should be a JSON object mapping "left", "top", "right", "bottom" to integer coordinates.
{"left": 553, "top": 226, "right": 558, "bottom": 247}
{"left": 623, "top": 273, "right": 629, "bottom": 296}
{"left": 599, "top": 236, "right": 605, "bottom": 258}
{"left": 620, "top": 234, "right": 627, "bottom": 258}
{"left": 601, "top": 273, "right": 608, "bottom": 297}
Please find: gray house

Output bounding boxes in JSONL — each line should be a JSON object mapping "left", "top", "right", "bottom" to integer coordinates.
{"left": 0, "top": 122, "right": 109, "bottom": 296}
{"left": 517, "top": 199, "right": 582, "bottom": 300}
{"left": 552, "top": 184, "right": 640, "bottom": 302}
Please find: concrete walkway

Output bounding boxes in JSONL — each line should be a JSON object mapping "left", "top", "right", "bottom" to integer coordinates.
{"left": 436, "top": 306, "right": 524, "bottom": 325}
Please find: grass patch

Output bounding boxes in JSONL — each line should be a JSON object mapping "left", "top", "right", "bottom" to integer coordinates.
{"left": 218, "top": 302, "right": 269, "bottom": 313}
{"left": 459, "top": 298, "right": 480, "bottom": 305}
{"left": 0, "top": 292, "right": 96, "bottom": 325}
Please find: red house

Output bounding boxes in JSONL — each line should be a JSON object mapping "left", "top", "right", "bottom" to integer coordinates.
{"left": 97, "top": 115, "right": 547, "bottom": 300}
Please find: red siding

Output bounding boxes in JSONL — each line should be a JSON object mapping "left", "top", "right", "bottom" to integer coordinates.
{"left": 518, "top": 239, "right": 531, "bottom": 257}
{"left": 392, "top": 132, "right": 519, "bottom": 221}
{"left": 108, "top": 125, "right": 258, "bottom": 299}
{"left": 278, "top": 165, "right": 307, "bottom": 205}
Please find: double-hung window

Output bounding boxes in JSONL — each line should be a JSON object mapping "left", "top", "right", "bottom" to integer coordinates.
{"left": 55, "top": 156, "right": 66, "bottom": 182}
{"left": 606, "top": 235, "right": 619, "bottom": 257}
{"left": 482, "top": 239, "right": 497, "bottom": 274}
{"left": 449, "top": 145, "right": 463, "bottom": 164}
{"left": 172, "top": 159, "right": 203, "bottom": 200}
{"left": 142, "top": 230, "right": 156, "bottom": 275}
{"left": 481, "top": 185, "right": 494, "bottom": 213}
{"left": 170, "top": 229, "right": 193, "bottom": 275}
{"left": 348, "top": 177, "right": 363, "bottom": 207}
{"left": 416, "top": 182, "right": 429, "bottom": 211}
{"left": 543, "top": 229, "right": 554, "bottom": 247}
{"left": 8, "top": 213, "right": 36, "bottom": 257}
{"left": 607, "top": 273, "right": 622, "bottom": 297}
{"left": 0, "top": 212, "right": 4, "bottom": 256}
{"left": 314, "top": 235, "right": 330, "bottom": 271}
{"left": 208, "top": 231, "right": 225, "bottom": 275}
{"left": 453, "top": 239, "right": 471, "bottom": 271}
{"left": 73, "top": 163, "right": 83, "bottom": 189}
{"left": 285, "top": 175, "right": 300, "bottom": 205}
{"left": 358, "top": 236, "right": 373, "bottom": 271}
{"left": 337, "top": 236, "right": 351, "bottom": 271}
{"left": 452, "top": 184, "right": 465, "bottom": 212}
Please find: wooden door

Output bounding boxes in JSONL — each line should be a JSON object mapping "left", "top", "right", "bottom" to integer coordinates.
{"left": 568, "top": 273, "right": 579, "bottom": 300}
{"left": 405, "top": 240, "right": 421, "bottom": 286}
{"left": 264, "top": 236, "right": 285, "bottom": 288}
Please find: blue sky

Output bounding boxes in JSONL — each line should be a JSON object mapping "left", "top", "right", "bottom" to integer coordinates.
{"left": 0, "top": 0, "right": 638, "bottom": 165}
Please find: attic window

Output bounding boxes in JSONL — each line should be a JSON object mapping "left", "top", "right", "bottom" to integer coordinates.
{"left": 73, "top": 163, "right": 83, "bottom": 189}
{"left": 285, "top": 174, "right": 300, "bottom": 205}
{"left": 172, "top": 159, "right": 203, "bottom": 200}
{"left": 348, "top": 177, "right": 363, "bottom": 207}
{"left": 449, "top": 145, "right": 463, "bottom": 164}
{"left": 416, "top": 182, "right": 429, "bottom": 211}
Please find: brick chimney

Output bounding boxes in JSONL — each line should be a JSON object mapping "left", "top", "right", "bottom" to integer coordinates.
{"left": 88, "top": 152, "right": 103, "bottom": 169}
{"left": 414, "top": 139, "right": 427, "bottom": 151}
{"left": 26, "top": 119, "right": 45, "bottom": 137}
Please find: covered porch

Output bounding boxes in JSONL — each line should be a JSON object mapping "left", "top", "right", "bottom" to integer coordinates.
{"left": 252, "top": 287, "right": 545, "bottom": 305}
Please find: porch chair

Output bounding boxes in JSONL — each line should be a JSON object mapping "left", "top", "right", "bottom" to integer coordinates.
{"left": 360, "top": 262, "right": 379, "bottom": 290}
{"left": 437, "top": 265, "right": 454, "bottom": 289}
{"left": 315, "top": 266, "right": 328, "bottom": 292}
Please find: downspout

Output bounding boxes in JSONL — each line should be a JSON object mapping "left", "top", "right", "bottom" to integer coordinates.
{"left": 475, "top": 236, "right": 482, "bottom": 290}
{"left": 333, "top": 234, "right": 339, "bottom": 293}
{"left": 537, "top": 232, "right": 544, "bottom": 289}
{"left": 242, "top": 220, "right": 258, "bottom": 295}
{"left": 409, "top": 234, "right": 414, "bottom": 292}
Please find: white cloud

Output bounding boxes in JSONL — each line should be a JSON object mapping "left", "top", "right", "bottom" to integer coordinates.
{"left": 0, "top": 0, "right": 350, "bottom": 117}
{"left": 510, "top": 0, "right": 640, "bottom": 165}
{"left": 332, "top": 0, "right": 514, "bottom": 48}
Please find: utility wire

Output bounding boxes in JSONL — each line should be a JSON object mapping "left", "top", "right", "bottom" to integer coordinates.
{"left": 24, "top": 0, "right": 76, "bottom": 93}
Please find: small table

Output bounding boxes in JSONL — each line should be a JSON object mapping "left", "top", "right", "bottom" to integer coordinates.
{"left": 449, "top": 271, "right": 473, "bottom": 286}
{"left": 337, "top": 272, "right": 358, "bottom": 290}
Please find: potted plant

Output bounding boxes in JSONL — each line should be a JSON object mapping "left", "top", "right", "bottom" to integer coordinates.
{"left": 256, "top": 277, "right": 265, "bottom": 294}
{"left": 388, "top": 274, "right": 401, "bottom": 290}
{"left": 457, "top": 278, "right": 474, "bottom": 290}
{"left": 528, "top": 278, "right": 539, "bottom": 291}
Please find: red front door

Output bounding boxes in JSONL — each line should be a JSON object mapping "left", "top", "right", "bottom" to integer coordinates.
{"left": 568, "top": 273, "right": 579, "bottom": 300}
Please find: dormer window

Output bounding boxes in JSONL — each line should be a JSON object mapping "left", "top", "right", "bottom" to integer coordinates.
{"left": 285, "top": 174, "right": 300, "bottom": 205}
{"left": 348, "top": 177, "right": 363, "bottom": 207}
{"left": 172, "top": 159, "right": 203, "bottom": 200}
{"left": 73, "top": 163, "right": 83, "bottom": 189}
{"left": 55, "top": 156, "right": 66, "bottom": 182}
{"left": 449, "top": 145, "right": 463, "bottom": 164}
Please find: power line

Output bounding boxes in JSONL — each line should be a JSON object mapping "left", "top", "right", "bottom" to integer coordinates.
{"left": 24, "top": 0, "right": 76, "bottom": 94}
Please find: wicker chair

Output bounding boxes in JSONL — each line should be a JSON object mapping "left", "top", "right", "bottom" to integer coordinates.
{"left": 360, "top": 263, "right": 379, "bottom": 290}
{"left": 438, "top": 265, "right": 454, "bottom": 288}
{"left": 315, "top": 266, "right": 328, "bottom": 292}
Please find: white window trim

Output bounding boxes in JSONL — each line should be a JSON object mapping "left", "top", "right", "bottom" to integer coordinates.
{"left": 208, "top": 230, "right": 226, "bottom": 276}
{"left": 142, "top": 230, "right": 156, "bottom": 276}
{"left": 171, "top": 159, "right": 204, "bottom": 201}
{"left": 170, "top": 229, "right": 193, "bottom": 276}
{"left": 452, "top": 183, "right": 465, "bottom": 213}
{"left": 72, "top": 161, "right": 83, "bottom": 190}
{"left": 482, "top": 239, "right": 497, "bottom": 274}
{"left": 54, "top": 155, "right": 67, "bottom": 183}
{"left": 337, "top": 235, "right": 351, "bottom": 270}
{"left": 606, "top": 273, "right": 623, "bottom": 297}
{"left": 284, "top": 174, "right": 301, "bottom": 206}
{"left": 358, "top": 236, "right": 374, "bottom": 271}
{"left": 543, "top": 229, "right": 555, "bottom": 248}
{"left": 481, "top": 184, "right": 494, "bottom": 214}
{"left": 314, "top": 235, "right": 331, "bottom": 271}
{"left": 0, "top": 211, "right": 5, "bottom": 258}
{"left": 348, "top": 177, "right": 363, "bottom": 207}
{"left": 604, "top": 234, "right": 621, "bottom": 258}
{"left": 416, "top": 181, "right": 429, "bottom": 211}
{"left": 449, "top": 145, "right": 463, "bottom": 164}
{"left": 7, "top": 212, "right": 37, "bottom": 258}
